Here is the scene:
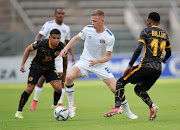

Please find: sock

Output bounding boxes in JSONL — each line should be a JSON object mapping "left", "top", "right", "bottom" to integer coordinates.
{"left": 18, "top": 91, "right": 30, "bottom": 111}
{"left": 54, "top": 91, "right": 61, "bottom": 106}
{"left": 115, "top": 77, "right": 125, "bottom": 108}
{"left": 33, "top": 85, "right": 43, "bottom": 101}
{"left": 134, "top": 86, "right": 153, "bottom": 108}
{"left": 58, "top": 88, "right": 65, "bottom": 104}
{"left": 121, "top": 98, "right": 132, "bottom": 115}
{"left": 66, "top": 84, "right": 74, "bottom": 107}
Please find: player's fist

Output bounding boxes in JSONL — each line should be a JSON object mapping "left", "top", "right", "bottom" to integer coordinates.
{"left": 20, "top": 65, "right": 26, "bottom": 73}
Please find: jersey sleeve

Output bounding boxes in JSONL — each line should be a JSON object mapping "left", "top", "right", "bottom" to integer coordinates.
{"left": 31, "top": 40, "right": 42, "bottom": 50}
{"left": 138, "top": 29, "right": 147, "bottom": 44}
{"left": 38, "top": 22, "right": 49, "bottom": 36}
{"left": 65, "top": 26, "right": 71, "bottom": 41}
{"left": 165, "top": 32, "right": 171, "bottom": 49}
{"left": 78, "top": 26, "right": 87, "bottom": 40}
{"left": 106, "top": 36, "right": 115, "bottom": 52}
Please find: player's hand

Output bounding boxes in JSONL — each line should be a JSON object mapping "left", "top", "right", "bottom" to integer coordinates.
{"left": 60, "top": 48, "right": 67, "bottom": 57}
{"left": 89, "top": 60, "right": 98, "bottom": 67}
{"left": 122, "top": 66, "right": 132, "bottom": 77}
{"left": 71, "top": 56, "right": 76, "bottom": 65}
{"left": 20, "top": 64, "right": 26, "bottom": 73}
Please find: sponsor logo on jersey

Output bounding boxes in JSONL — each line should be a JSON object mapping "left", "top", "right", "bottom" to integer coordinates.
{"left": 100, "top": 39, "right": 105, "bottom": 44}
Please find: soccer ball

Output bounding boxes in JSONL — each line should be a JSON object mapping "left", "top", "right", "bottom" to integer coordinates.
{"left": 54, "top": 106, "right": 69, "bottom": 121}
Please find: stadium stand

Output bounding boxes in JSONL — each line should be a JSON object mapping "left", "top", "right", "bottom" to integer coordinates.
{"left": 0, "top": 0, "right": 180, "bottom": 55}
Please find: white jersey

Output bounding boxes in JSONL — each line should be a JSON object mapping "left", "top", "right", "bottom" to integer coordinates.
{"left": 78, "top": 25, "right": 115, "bottom": 65}
{"left": 39, "top": 20, "right": 70, "bottom": 44}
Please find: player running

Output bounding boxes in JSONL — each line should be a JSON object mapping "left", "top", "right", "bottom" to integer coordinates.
{"left": 60, "top": 9, "right": 137, "bottom": 119}
{"left": 104, "top": 12, "right": 171, "bottom": 121}
{"left": 15, "top": 29, "right": 67, "bottom": 118}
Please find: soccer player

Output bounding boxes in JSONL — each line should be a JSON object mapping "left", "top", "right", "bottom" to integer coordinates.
{"left": 15, "top": 29, "right": 67, "bottom": 118}
{"left": 60, "top": 9, "right": 138, "bottom": 119}
{"left": 104, "top": 12, "right": 171, "bottom": 121}
{"left": 30, "top": 8, "right": 75, "bottom": 110}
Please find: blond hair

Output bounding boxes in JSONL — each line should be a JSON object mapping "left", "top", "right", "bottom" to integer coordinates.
{"left": 91, "top": 9, "right": 105, "bottom": 18}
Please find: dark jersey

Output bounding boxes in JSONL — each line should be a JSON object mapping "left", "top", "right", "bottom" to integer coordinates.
{"left": 138, "top": 25, "right": 171, "bottom": 70}
{"left": 30, "top": 39, "right": 66, "bottom": 70}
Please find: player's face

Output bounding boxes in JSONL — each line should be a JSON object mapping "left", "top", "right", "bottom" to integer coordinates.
{"left": 55, "top": 9, "right": 64, "bottom": 23}
{"left": 91, "top": 16, "right": 104, "bottom": 29}
{"left": 49, "top": 34, "right": 61, "bottom": 47}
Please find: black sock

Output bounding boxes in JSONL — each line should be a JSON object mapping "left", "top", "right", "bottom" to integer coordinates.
{"left": 18, "top": 91, "right": 30, "bottom": 111}
{"left": 115, "top": 78, "right": 126, "bottom": 108}
{"left": 54, "top": 91, "right": 61, "bottom": 105}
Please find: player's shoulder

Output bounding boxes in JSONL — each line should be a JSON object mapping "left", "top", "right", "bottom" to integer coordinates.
{"left": 62, "top": 23, "right": 70, "bottom": 28}
{"left": 105, "top": 28, "right": 114, "bottom": 37}
{"left": 84, "top": 25, "right": 94, "bottom": 30}
{"left": 58, "top": 41, "right": 65, "bottom": 48}
{"left": 45, "top": 20, "right": 55, "bottom": 25}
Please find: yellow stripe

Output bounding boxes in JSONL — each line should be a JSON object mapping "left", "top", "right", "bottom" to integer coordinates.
{"left": 31, "top": 43, "right": 34, "bottom": 50}
{"left": 152, "top": 25, "right": 159, "bottom": 28}
{"left": 123, "top": 64, "right": 141, "bottom": 80}
{"left": 138, "top": 39, "right": 145, "bottom": 44}
{"left": 166, "top": 45, "right": 171, "bottom": 49}
{"left": 62, "top": 54, "right": 68, "bottom": 58}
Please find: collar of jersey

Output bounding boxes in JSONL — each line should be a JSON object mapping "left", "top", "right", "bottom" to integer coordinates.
{"left": 49, "top": 40, "right": 56, "bottom": 49}
{"left": 152, "top": 25, "right": 159, "bottom": 28}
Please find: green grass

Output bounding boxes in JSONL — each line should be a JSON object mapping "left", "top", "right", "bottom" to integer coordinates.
{"left": 0, "top": 79, "right": 180, "bottom": 130}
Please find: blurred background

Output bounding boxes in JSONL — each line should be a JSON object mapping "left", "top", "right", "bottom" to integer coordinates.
{"left": 0, "top": 0, "right": 180, "bottom": 83}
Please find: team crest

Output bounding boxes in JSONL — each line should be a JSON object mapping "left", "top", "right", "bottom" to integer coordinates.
{"left": 100, "top": 39, "right": 105, "bottom": 44}
{"left": 28, "top": 77, "right": 33, "bottom": 81}
{"left": 54, "top": 51, "right": 60, "bottom": 56}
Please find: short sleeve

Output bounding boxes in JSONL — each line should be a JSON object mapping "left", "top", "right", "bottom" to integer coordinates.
{"left": 31, "top": 40, "right": 42, "bottom": 50}
{"left": 106, "top": 36, "right": 115, "bottom": 52}
{"left": 39, "top": 22, "right": 49, "bottom": 36}
{"left": 78, "top": 26, "right": 86, "bottom": 40}
{"left": 165, "top": 32, "right": 171, "bottom": 49}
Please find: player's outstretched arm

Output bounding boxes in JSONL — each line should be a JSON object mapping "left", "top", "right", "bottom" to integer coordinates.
{"left": 20, "top": 45, "right": 34, "bottom": 73}
{"left": 65, "top": 40, "right": 75, "bottom": 65}
{"left": 60, "top": 35, "right": 81, "bottom": 57}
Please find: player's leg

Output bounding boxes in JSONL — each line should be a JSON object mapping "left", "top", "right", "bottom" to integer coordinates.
{"left": 15, "top": 68, "right": 42, "bottom": 118}
{"left": 30, "top": 75, "right": 46, "bottom": 110}
{"left": 134, "top": 69, "right": 161, "bottom": 121}
{"left": 50, "top": 80, "right": 62, "bottom": 110}
{"left": 15, "top": 84, "right": 36, "bottom": 118}
{"left": 55, "top": 57, "right": 66, "bottom": 106}
{"left": 57, "top": 73, "right": 65, "bottom": 106}
{"left": 66, "top": 65, "right": 83, "bottom": 118}
{"left": 45, "top": 68, "right": 62, "bottom": 110}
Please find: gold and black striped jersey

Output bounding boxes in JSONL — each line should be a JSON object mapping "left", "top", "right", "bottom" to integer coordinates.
{"left": 138, "top": 25, "right": 171, "bottom": 70}
{"left": 30, "top": 39, "right": 66, "bottom": 70}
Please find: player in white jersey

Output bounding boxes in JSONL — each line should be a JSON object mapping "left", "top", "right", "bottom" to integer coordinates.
{"left": 60, "top": 9, "right": 138, "bottom": 119}
{"left": 30, "top": 8, "right": 75, "bottom": 110}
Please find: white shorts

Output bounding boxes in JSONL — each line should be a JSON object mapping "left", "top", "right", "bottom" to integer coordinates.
{"left": 55, "top": 56, "right": 63, "bottom": 73}
{"left": 75, "top": 59, "right": 114, "bottom": 80}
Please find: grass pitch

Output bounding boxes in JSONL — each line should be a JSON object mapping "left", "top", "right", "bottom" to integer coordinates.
{"left": 0, "top": 79, "right": 180, "bottom": 130}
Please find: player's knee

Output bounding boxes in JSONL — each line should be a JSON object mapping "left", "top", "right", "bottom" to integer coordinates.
{"left": 134, "top": 85, "right": 141, "bottom": 96}
{"left": 66, "top": 74, "right": 74, "bottom": 83}
{"left": 54, "top": 86, "right": 61, "bottom": 93}
{"left": 26, "top": 84, "right": 35, "bottom": 94}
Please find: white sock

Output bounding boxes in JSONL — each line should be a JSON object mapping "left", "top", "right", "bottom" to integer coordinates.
{"left": 17, "top": 111, "right": 22, "bottom": 113}
{"left": 66, "top": 85, "right": 74, "bottom": 107}
{"left": 58, "top": 88, "right": 65, "bottom": 104}
{"left": 121, "top": 99, "right": 132, "bottom": 115}
{"left": 33, "top": 85, "right": 43, "bottom": 101}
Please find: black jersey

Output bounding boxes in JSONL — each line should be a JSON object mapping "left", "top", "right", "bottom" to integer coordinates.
{"left": 30, "top": 39, "right": 66, "bottom": 70}
{"left": 138, "top": 25, "right": 171, "bottom": 70}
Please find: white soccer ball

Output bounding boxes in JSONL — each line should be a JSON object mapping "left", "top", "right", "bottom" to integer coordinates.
{"left": 54, "top": 106, "right": 69, "bottom": 121}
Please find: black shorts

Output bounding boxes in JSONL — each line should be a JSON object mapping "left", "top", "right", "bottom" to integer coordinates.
{"left": 27, "top": 67, "right": 60, "bottom": 84}
{"left": 122, "top": 65, "right": 161, "bottom": 91}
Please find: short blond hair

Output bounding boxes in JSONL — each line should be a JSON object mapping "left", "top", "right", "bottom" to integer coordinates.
{"left": 91, "top": 9, "right": 105, "bottom": 18}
